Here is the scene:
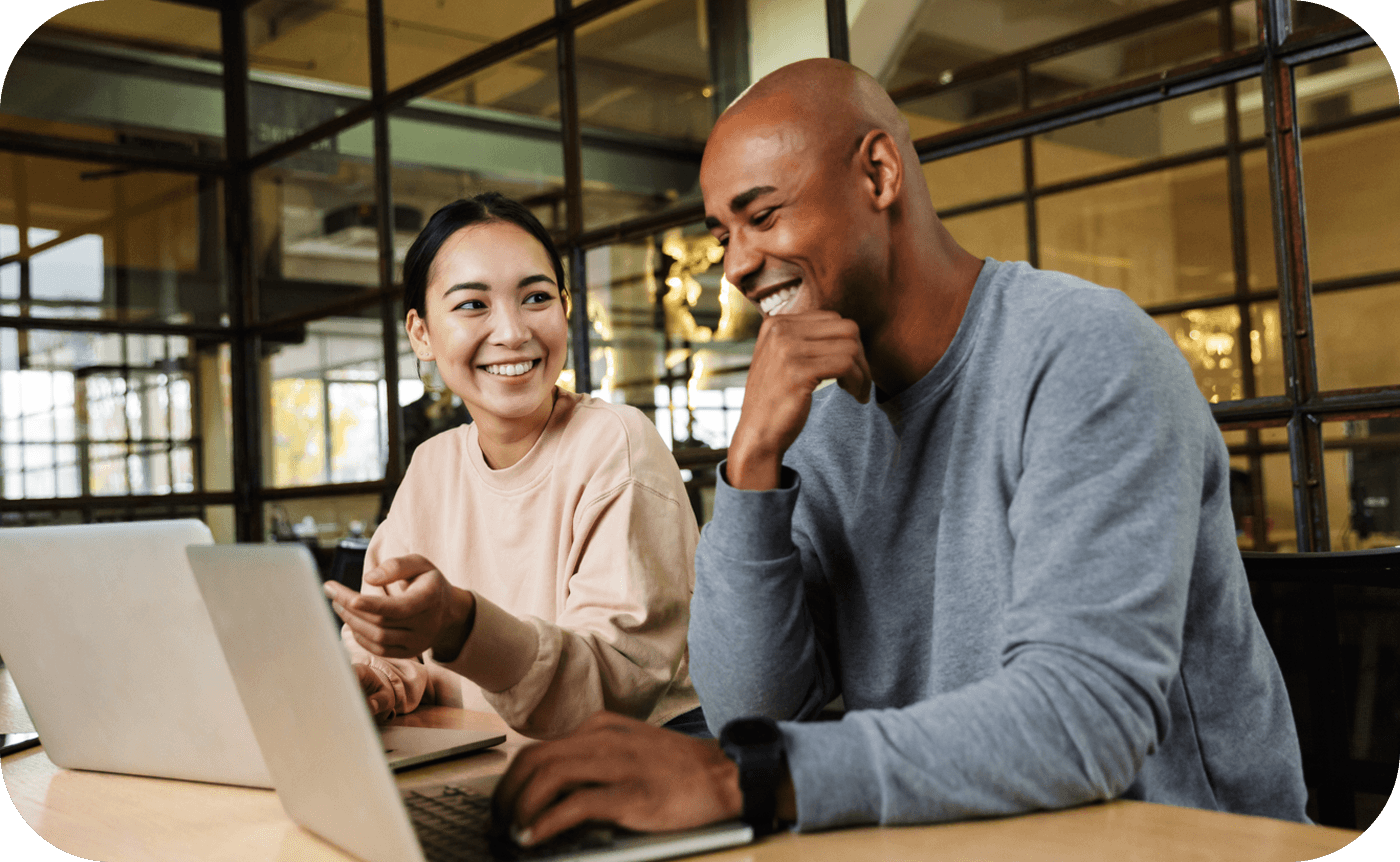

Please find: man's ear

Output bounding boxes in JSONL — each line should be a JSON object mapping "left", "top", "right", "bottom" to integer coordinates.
{"left": 405, "top": 310, "right": 433, "bottom": 361}
{"left": 859, "top": 128, "right": 903, "bottom": 212}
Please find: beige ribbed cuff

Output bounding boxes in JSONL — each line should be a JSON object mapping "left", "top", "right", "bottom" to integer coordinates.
{"left": 435, "top": 592, "right": 539, "bottom": 694}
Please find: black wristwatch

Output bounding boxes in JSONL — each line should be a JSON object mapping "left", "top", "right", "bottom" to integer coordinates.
{"left": 718, "top": 716, "right": 787, "bottom": 836}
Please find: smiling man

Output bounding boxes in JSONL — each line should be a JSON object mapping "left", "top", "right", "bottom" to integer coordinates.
{"left": 492, "top": 58, "right": 1308, "bottom": 843}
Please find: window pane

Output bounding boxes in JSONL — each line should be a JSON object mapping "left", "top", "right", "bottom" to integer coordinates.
{"left": 1327, "top": 416, "right": 1400, "bottom": 548}
{"left": 1295, "top": 46, "right": 1397, "bottom": 129}
{"left": 1034, "top": 87, "right": 1229, "bottom": 188}
{"left": 1038, "top": 159, "right": 1235, "bottom": 307}
{"left": 575, "top": 0, "right": 710, "bottom": 230}
{"left": 1248, "top": 300, "right": 1285, "bottom": 398}
{"left": 253, "top": 118, "right": 385, "bottom": 318}
{"left": 246, "top": 0, "right": 369, "bottom": 153}
{"left": 575, "top": 0, "right": 713, "bottom": 143}
{"left": 941, "top": 204, "right": 1027, "bottom": 265}
{"left": 266, "top": 314, "right": 389, "bottom": 488}
{"left": 0, "top": 328, "right": 214, "bottom": 501}
{"left": 383, "top": 0, "right": 555, "bottom": 92}
{"left": 925, "top": 141, "right": 1023, "bottom": 212}
{"left": 417, "top": 37, "right": 558, "bottom": 122}
{"left": 1313, "top": 283, "right": 1400, "bottom": 392}
{"left": 1289, "top": 0, "right": 1358, "bottom": 41}
{"left": 887, "top": 0, "right": 1233, "bottom": 130}
{"left": 899, "top": 72, "right": 1024, "bottom": 138}
{"left": 1154, "top": 306, "right": 1246, "bottom": 404}
{"left": 1242, "top": 149, "right": 1278, "bottom": 291}
{"left": 389, "top": 97, "right": 566, "bottom": 242}
{"left": 1260, "top": 429, "right": 1298, "bottom": 551}
{"left": 2, "top": 3, "right": 225, "bottom": 149}
{"left": 586, "top": 224, "right": 757, "bottom": 453}
{"left": 1029, "top": 9, "right": 1223, "bottom": 106}
{"left": 1301, "top": 119, "right": 1400, "bottom": 286}
{"left": 1154, "top": 301, "right": 1284, "bottom": 403}
{"left": 0, "top": 155, "right": 226, "bottom": 326}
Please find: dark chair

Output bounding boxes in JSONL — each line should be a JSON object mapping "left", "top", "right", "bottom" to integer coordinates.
{"left": 1242, "top": 547, "right": 1400, "bottom": 829}
{"left": 327, "top": 537, "right": 370, "bottom": 592}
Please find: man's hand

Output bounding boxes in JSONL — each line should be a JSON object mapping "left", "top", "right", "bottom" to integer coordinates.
{"left": 354, "top": 661, "right": 395, "bottom": 720}
{"left": 728, "top": 311, "right": 871, "bottom": 490}
{"left": 324, "top": 554, "right": 476, "bottom": 662}
{"left": 493, "top": 712, "right": 742, "bottom": 847}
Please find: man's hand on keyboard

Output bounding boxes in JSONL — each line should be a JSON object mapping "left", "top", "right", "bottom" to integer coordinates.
{"left": 492, "top": 712, "right": 742, "bottom": 847}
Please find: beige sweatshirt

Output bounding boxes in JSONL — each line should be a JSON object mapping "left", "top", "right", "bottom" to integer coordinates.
{"left": 345, "top": 389, "right": 700, "bottom": 739}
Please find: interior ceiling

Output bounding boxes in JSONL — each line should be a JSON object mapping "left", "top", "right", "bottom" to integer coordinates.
{"left": 888, "top": 0, "right": 1251, "bottom": 114}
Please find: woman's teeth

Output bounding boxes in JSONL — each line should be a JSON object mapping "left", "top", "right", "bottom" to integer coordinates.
{"left": 759, "top": 285, "right": 799, "bottom": 316}
{"left": 483, "top": 361, "right": 534, "bottom": 377}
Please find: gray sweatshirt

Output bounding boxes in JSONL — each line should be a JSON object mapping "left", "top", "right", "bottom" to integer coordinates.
{"left": 690, "top": 259, "right": 1308, "bottom": 830}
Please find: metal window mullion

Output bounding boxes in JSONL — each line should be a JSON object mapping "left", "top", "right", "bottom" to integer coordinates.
{"left": 1019, "top": 65, "right": 1039, "bottom": 268}
{"left": 557, "top": 1, "right": 591, "bottom": 394}
{"left": 1262, "top": 8, "right": 1326, "bottom": 552}
{"left": 368, "top": 0, "right": 404, "bottom": 490}
{"left": 166, "top": 337, "right": 176, "bottom": 493}
{"left": 221, "top": 2, "right": 263, "bottom": 541}
{"left": 1220, "top": 2, "right": 1271, "bottom": 552}
{"left": 706, "top": 0, "right": 749, "bottom": 118}
{"left": 826, "top": 0, "right": 849, "bottom": 62}
{"left": 322, "top": 372, "right": 334, "bottom": 485}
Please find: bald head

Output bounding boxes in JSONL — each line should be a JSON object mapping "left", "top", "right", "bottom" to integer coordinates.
{"left": 719, "top": 58, "right": 915, "bottom": 165}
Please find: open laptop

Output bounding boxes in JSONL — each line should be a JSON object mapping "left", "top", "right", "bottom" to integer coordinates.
{"left": 0, "top": 519, "right": 273, "bottom": 787}
{"left": 188, "top": 542, "right": 754, "bottom": 862}
{"left": 0, "top": 520, "right": 499, "bottom": 788}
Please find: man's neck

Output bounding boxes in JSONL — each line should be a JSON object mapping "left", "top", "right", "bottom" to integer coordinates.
{"left": 866, "top": 235, "right": 983, "bottom": 396}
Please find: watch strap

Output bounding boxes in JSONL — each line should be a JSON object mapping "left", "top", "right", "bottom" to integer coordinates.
{"left": 719, "top": 716, "right": 786, "bottom": 835}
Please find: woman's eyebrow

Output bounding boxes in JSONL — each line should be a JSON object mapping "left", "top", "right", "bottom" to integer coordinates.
{"left": 518, "top": 274, "right": 555, "bottom": 288}
{"left": 442, "top": 281, "right": 488, "bottom": 297}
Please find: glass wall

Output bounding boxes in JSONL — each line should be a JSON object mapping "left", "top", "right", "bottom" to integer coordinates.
{"left": 2, "top": 1, "right": 1397, "bottom": 566}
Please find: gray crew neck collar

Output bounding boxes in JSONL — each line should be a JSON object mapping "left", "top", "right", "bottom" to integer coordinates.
{"left": 880, "top": 257, "right": 1001, "bottom": 417}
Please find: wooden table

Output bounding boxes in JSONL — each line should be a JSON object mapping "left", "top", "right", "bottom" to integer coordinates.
{"left": 2, "top": 668, "right": 1366, "bottom": 862}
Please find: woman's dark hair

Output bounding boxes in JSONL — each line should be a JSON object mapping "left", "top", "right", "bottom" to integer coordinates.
{"left": 402, "top": 192, "right": 568, "bottom": 319}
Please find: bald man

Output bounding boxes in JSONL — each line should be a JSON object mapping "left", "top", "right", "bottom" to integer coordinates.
{"left": 492, "top": 59, "right": 1307, "bottom": 845}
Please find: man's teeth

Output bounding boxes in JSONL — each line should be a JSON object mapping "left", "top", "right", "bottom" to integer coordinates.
{"left": 484, "top": 361, "right": 534, "bottom": 377}
{"left": 759, "top": 285, "right": 799, "bottom": 316}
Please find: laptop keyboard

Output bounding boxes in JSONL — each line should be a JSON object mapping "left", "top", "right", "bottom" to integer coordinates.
{"left": 403, "top": 785, "right": 621, "bottom": 862}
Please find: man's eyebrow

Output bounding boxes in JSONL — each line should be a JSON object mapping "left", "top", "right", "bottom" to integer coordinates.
{"left": 705, "top": 185, "right": 779, "bottom": 231}
{"left": 729, "top": 185, "right": 777, "bottom": 213}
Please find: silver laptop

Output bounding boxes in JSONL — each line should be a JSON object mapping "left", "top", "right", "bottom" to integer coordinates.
{"left": 188, "top": 542, "right": 754, "bottom": 862}
{"left": 0, "top": 519, "right": 273, "bottom": 787}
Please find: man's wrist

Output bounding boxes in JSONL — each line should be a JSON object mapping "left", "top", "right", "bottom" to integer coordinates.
{"left": 725, "top": 442, "right": 783, "bottom": 491}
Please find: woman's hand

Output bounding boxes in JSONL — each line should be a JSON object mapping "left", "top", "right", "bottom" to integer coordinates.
{"left": 324, "top": 554, "right": 477, "bottom": 662}
{"left": 354, "top": 661, "right": 395, "bottom": 720}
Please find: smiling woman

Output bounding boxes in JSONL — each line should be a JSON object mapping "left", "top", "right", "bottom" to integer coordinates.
{"left": 323, "top": 192, "right": 706, "bottom": 740}
{"left": 405, "top": 216, "right": 568, "bottom": 469}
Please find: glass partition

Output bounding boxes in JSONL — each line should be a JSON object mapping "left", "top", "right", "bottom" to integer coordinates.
{"left": 383, "top": 0, "right": 556, "bottom": 92}
{"left": 1, "top": 328, "right": 217, "bottom": 500}
{"left": 2, "top": 1, "right": 225, "bottom": 151}
{"left": 0, "top": 154, "right": 226, "bottom": 326}
{"left": 252, "top": 118, "right": 386, "bottom": 320}
{"left": 246, "top": 0, "right": 370, "bottom": 154}
{"left": 264, "top": 313, "right": 389, "bottom": 488}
